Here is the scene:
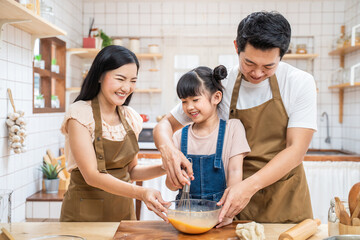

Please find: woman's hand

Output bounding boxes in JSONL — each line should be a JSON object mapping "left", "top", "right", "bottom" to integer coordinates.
{"left": 141, "top": 188, "right": 171, "bottom": 222}
{"left": 159, "top": 144, "right": 193, "bottom": 189}
{"left": 217, "top": 181, "right": 255, "bottom": 222}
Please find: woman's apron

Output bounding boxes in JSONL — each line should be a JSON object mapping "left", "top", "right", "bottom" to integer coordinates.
{"left": 176, "top": 119, "right": 227, "bottom": 202}
{"left": 60, "top": 97, "right": 139, "bottom": 222}
{"left": 229, "top": 73, "right": 313, "bottom": 223}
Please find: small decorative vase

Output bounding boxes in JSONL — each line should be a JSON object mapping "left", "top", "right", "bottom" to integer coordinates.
{"left": 44, "top": 178, "right": 60, "bottom": 194}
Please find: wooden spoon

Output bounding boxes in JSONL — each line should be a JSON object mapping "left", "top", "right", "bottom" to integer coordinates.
{"left": 351, "top": 197, "right": 360, "bottom": 219}
{"left": 336, "top": 197, "right": 351, "bottom": 225}
{"left": 348, "top": 182, "right": 360, "bottom": 216}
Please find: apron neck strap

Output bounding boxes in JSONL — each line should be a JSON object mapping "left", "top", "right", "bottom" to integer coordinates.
{"left": 269, "top": 74, "right": 281, "bottom": 100}
{"left": 116, "top": 106, "right": 133, "bottom": 133}
{"left": 91, "top": 97, "right": 107, "bottom": 173}
{"left": 229, "top": 71, "right": 242, "bottom": 113}
{"left": 229, "top": 71, "right": 281, "bottom": 118}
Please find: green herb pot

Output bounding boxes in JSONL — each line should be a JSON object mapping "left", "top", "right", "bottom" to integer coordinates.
{"left": 44, "top": 178, "right": 59, "bottom": 194}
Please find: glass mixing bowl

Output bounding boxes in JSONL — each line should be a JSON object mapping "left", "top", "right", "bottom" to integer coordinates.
{"left": 166, "top": 199, "right": 221, "bottom": 234}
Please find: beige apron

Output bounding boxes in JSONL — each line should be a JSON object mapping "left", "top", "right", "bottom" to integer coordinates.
{"left": 60, "top": 97, "right": 139, "bottom": 222}
{"left": 230, "top": 72, "right": 313, "bottom": 223}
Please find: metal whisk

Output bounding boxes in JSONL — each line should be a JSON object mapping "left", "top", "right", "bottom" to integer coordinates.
{"left": 178, "top": 177, "right": 191, "bottom": 211}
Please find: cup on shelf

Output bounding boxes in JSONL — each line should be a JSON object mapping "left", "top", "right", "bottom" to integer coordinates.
{"left": 113, "top": 38, "right": 123, "bottom": 46}
{"left": 129, "top": 38, "right": 140, "bottom": 53}
{"left": 148, "top": 44, "right": 160, "bottom": 53}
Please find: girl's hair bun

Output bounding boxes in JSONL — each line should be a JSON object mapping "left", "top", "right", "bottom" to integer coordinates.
{"left": 213, "top": 65, "right": 228, "bottom": 81}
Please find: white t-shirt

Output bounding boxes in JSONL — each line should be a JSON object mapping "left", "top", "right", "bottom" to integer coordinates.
{"left": 171, "top": 61, "right": 317, "bottom": 131}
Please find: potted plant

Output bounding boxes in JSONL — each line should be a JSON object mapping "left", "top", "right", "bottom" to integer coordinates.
{"left": 40, "top": 162, "right": 64, "bottom": 194}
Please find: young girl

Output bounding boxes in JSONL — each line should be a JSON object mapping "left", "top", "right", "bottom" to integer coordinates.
{"left": 165, "top": 65, "right": 250, "bottom": 227}
{"left": 60, "top": 45, "right": 169, "bottom": 222}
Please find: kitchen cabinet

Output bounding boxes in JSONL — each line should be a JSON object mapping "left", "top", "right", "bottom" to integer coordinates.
{"left": 33, "top": 37, "right": 66, "bottom": 113}
{"left": 0, "top": 0, "right": 66, "bottom": 50}
{"left": 328, "top": 26, "right": 360, "bottom": 123}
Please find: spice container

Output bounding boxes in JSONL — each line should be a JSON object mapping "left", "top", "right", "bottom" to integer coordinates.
{"left": 296, "top": 44, "right": 307, "bottom": 54}
{"left": 129, "top": 38, "right": 140, "bottom": 53}
{"left": 148, "top": 44, "right": 159, "bottom": 53}
{"left": 113, "top": 38, "right": 123, "bottom": 46}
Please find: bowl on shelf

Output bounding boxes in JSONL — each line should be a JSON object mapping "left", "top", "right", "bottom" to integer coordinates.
{"left": 166, "top": 199, "right": 221, "bottom": 234}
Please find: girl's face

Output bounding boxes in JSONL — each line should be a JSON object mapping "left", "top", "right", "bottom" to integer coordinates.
{"left": 99, "top": 63, "right": 138, "bottom": 106}
{"left": 181, "top": 91, "right": 222, "bottom": 123}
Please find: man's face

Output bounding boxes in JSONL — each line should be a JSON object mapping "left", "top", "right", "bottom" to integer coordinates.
{"left": 236, "top": 42, "right": 281, "bottom": 84}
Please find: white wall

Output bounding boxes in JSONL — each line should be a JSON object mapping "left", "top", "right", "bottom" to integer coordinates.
{"left": 0, "top": 0, "right": 82, "bottom": 222}
{"left": 82, "top": 0, "right": 360, "bottom": 153}
{"left": 341, "top": 0, "right": 360, "bottom": 154}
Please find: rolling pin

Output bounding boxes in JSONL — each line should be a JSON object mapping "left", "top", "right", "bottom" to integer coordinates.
{"left": 278, "top": 219, "right": 321, "bottom": 240}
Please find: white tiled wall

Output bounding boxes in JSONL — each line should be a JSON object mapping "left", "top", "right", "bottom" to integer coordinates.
{"left": 342, "top": 0, "right": 360, "bottom": 154}
{"left": 0, "top": 0, "right": 82, "bottom": 222}
{"left": 82, "top": 0, "right": 359, "bottom": 153}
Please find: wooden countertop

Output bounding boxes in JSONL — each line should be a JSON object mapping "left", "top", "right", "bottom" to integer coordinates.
{"left": 1, "top": 221, "right": 329, "bottom": 240}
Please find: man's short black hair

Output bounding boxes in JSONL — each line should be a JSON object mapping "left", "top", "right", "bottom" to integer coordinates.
{"left": 236, "top": 11, "right": 291, "bottom": 58}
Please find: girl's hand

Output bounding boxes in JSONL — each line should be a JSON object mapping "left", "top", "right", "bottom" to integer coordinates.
{"left": 216, "top": 216, "right": 233, "bottom": 228}
{"left": 216, "top": 181, "right": 254, "bottom": 222}
{"left": 141, "top": 188, "right": 171, "bottom": 222}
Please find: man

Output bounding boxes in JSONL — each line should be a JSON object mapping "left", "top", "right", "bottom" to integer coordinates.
{"left": 154, "top": 11, "right": 317, "bottom": 223}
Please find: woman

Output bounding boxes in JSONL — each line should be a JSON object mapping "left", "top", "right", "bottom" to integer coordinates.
{"left": 60, "top": 45, "right": 169, "bottom": 222}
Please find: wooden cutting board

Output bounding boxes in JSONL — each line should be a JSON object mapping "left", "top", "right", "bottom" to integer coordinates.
{"left": 113, "top": 220, "right": 328, "bottom": 239}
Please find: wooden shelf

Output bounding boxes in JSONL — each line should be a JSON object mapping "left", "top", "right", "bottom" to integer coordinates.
{"left": 329, "top": 43, "right": 360, "bottom": 56}
{"left": 33, "top": 67, "right": 51, "bottom": 77}
{"left": 282, "top": 53, "right": 318, "bottom": 60}
{"left": 328, "top": 82, "right": 360, "bottom": 89}
{"left": 67, "top": 48, "right": 163, "bottom": 60}
{"left": 0, "top": 0, "right": 66, "bottom": 37}
{"left": 66, "top": 87, "right": 162, "bottom": 93}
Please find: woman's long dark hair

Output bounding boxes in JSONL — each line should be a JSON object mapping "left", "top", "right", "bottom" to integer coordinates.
{"left": 75, "top": 45, "right": 139, "bottom": 106}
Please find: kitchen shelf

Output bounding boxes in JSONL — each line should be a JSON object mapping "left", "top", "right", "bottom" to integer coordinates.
{"left": 328, "top": 82, "right": 360, "bottom": 89}
{"left": 66, "top": 87, "right": 162, "bottom": 93}
{"left": 282, "top": 53, "right": 318, "bottom": 60}
{"left": 67, "top": 48, "right": 162, "bottom": 60}
{"left": 0, "top": 0, "right": 66, "bottom": 45}
{"left": 329, "top": 44, "right": 360, "bottom": 56}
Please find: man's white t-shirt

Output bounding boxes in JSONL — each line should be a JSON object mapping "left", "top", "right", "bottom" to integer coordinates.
{"left": 171, "top": 61, "right": 317, "bottom": 131}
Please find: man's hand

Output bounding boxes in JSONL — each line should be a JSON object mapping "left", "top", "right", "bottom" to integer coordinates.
{"left": 160, "top": 144, "right": 193, "bottom": 189}
{"left": 153, "top": 114, "right": 194, "bottom": 189}
{"left": 217, "top": 181, "right": 254, "bottom": 222}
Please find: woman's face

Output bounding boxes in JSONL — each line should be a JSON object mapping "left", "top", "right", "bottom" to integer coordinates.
{"left": 99, "top": 63, "right": 138, "bottom": 106}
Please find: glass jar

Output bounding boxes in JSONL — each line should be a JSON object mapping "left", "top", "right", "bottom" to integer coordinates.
{"left": 328, "top": 198, "right": 350, "bottom": 236}
{"left": 296, "top": 44, "right": 307, "bottom": 54}
{"left": 328, "top": 198, "right": 339, "bottom": 236}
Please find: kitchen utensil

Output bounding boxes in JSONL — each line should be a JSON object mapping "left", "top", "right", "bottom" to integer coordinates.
{"left": 278, "top": 218, "right": 321, "bottom": 240}
{"left": 166, "top": 199, "right": 221, "bottom": 234}
{"left": 88, "top": 17, "right": 94, "bottom": 37}
{"left": 349, "top": 182, "right": 360, "bottom": 216}
{"left": 335, "top": 197, "right": 352, "bottom": 225}
{"left": 0, "top": 227, "right": 14, "bottom": 240}
{"left": 351, "top": 198, "right": 360, "bottom": 219}
{"left": 352, "top": 218, "right": 360, "bottom": 226}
